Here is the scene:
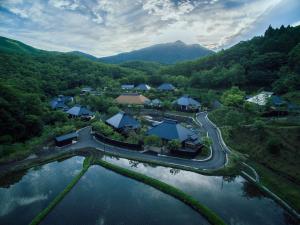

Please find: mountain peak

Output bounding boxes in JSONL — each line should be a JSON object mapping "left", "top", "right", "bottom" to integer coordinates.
{"left": 174, "top": 40, "right": 185, "bottom": 45}
{"left": 100, "top": 41, "right": 214, "bottom": 64}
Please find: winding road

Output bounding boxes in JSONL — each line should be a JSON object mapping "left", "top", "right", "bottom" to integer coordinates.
{"left": 63, "top": 112, "right": 228, "bottom": 170}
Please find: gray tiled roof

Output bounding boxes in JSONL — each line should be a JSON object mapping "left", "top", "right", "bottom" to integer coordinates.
{"left": 106, "top": 112, "right": 140, "bottom": 129}
{"left": 136, "top": 83, "right": 151, "bottom": 91}
{"left": 66, "top": 105, "right": 93, "bottom": 116}
{"left": 175, "top": 95, "right": 200, "bottom": 107}
{"left": 157, "top": 83, "right": 175, "bottom": 91}
{"left": 147, "top": 119, "right": 197, "bottom": 142}
{"left": 55, "top": 132, "right": 78, "bottom": 142}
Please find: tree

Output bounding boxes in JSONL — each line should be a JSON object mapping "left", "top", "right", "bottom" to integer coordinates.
{"left": 266, "top": 138, "right": 281, "bottom": 155}
{"left": 167, "top": 139, "right": 181, "bottom": 150}
{"left": 202, "top": 136, "right": 212, "bottom": 148}
{"left": 162, "top": 100, "right": 172, "bottom": 110}
{"left": 227, "top": 63, "right": 246, "bottom": 86}
{"left": 225, "top": 110, "right": 244, "bottom": 127}
{"left": 143, "top": 135, "right": 162, "bottom": 147}
{"left": 221, "top": 86, "right": 245, "bottom": 107}
{"left": 107, "top": 106, "right": 119, "bottom": 116}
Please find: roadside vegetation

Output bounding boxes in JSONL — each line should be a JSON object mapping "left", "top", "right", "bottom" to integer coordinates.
{"left": 208, "top": 87, "right": 300, "bottom": 212}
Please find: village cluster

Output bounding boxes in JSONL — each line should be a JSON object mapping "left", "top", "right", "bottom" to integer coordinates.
{"left": 50, "top": 83, "right": 298, "bottom": 158}
{"left": 50, "top": 83, "right": 204, "bottom": 157}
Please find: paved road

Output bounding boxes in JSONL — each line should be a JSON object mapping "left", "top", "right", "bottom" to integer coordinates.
{"left": 63, "top": 112, "right": 227, "bottom": 170}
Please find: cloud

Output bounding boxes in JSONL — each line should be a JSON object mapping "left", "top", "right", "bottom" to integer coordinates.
{"left": 0, "top": 194, "right": 48, "bottom": 217}
{"left": 0, "top": 0, "right": 297, "bottom": 56}
{"left": 292, "top": 20, "right": 300, "bottom": 27}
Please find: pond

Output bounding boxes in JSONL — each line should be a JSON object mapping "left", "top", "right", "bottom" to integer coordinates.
{"left": 0, "top": 154, "right": 298, "bottom": 225}
{"left": 104, "top": 155, "right": 298, "bottom": 225}
{"left": 0, "top": 156, "right": 84, "bottom": 225}
{"left": 41, "top": 164, "right": 209, "bottom": 225}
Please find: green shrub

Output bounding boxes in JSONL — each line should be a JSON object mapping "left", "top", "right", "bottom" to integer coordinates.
{"left": 266, "top": 138, "right": 281, "bottom": 155}
{"left": 53, "top": 124, "right": 76, "bottom": 137}
{"left": 144, "top": 135, "right": 162, "bottom": 147}
{"left": 107, "top": 106, "right": 120, "bottom": 116}
{"left": 167, "top": 139, "right": 181, "bottom": 150}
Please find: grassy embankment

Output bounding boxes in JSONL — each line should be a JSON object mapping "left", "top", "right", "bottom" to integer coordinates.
{"left": 29, "top": 156, "right": 92, "bottom": 225}
{"left": 95, "top": 159, "right": 227, "bottom": 225}
{"left": 209, "top": 108, "right": 300, "bottom": 212}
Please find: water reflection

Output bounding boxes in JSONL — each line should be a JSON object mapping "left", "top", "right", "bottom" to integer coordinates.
{"left": 242, "top": 181, "right": 264, "bottom": 199}
{"left": 104, "top": 155, "right": 297, "bottom": 225}
{"left": 42, "top": 165, "right": 209, "bottom": 225}
{"left": 0, "top": 156, "right": 84, "bottom": 225}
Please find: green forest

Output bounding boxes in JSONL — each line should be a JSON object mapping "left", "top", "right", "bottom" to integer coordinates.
{"left": 0, "top": 25, "right": 299, "bottom": 155}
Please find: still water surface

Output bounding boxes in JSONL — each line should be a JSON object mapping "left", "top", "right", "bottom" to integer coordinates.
{"left": 41, "top": 164, "right": 209, "bottom": 225}
{"left": 104, "top": 156, "right": 298, "bottom": 225}
{"left": 0, "top": 156, "right": 84, "bottom": 225}
{"left": 0, "top": 155, "right": 298, "bottom": 225}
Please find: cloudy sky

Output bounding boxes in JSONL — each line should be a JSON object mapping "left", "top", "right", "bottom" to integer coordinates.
{"left": 1, "top": 0, "right": 300, "bottom": 57}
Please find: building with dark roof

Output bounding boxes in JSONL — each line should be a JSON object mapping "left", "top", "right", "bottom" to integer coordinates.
{"left": 271, "top": 95, "right": 286, "bottom": 107}
{"left": 121, "top": 84, "right": 135, "bottom": 90}
{"left": 55, "top": 131, "right": 78, "bottom": 147}
{"left": 81, "top": 87, "right": 93, "bottom": 95}
{"left": 157, "top": 83, "right": 175, "bottom": 91}
{"left": 106, "top": 112, "right": 140, "bottom": 132}
{"left": 135, "top": 83, "right": 151, "bottom": 91}
{"left": 174, "top": 95, "right": 201, "bottom": 111}
{"left": 115, "top": 93, "right": 150, "bottom": 105}
{"left": 147, "top": 119, "right": 201, "bottom": 155}
{"left": 66, "top": 105, "right": 94, "bottom": 120}
{"left": 50, "top": 95, "right": 73, "bottom": 111}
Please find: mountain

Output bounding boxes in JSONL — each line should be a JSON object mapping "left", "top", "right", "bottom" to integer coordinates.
{"left": 161, "top": 25, "right": 300, "bottom": 95}
{"left": 0, "top": 36, "right": 141, "bottom": 144}
{"left": 99, "top": 40, "right": 214, "bottom": 64}
{"left": 0, "top": 36, "right": 44, "bottom": 55}
{"left": 68, "top": 51, "right": 98, "bottom": 61}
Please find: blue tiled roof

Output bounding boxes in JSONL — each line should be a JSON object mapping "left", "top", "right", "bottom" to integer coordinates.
{"left": 136, "top": 83, "right": 151, "bottom": 91}
{"left": 66, "top": 105, "right": 93, "bottom": 116}
{"left": 55, "top": 132, "right": 78, "bottom": 142}
{"left": 147, "top": 119, "right": 196, "bottom": 142}
{"left": 50, "top": 95, "right": 73, "bottom": 110}
{"left": 271, "top": 95, "right": 286, "bottom": 106}
{"left": 106, "top": 112, "right": 140, "bottom": 129}
{"left": 175, "top": 95, "right": 200, "bottom": 107}
{"left": 157, "top": 83, "right": 175, "bottom": 91}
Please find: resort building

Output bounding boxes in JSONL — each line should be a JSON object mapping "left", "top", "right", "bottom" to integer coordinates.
{"left": 157, "top": 83, "right": 175, "bottom": 91}
{"left": 55, "top": 131, "right": 78, "bottom": 147}
{"left": 80, "top": 87, "right": 93, "bottom": 95}
{"left": 121, "top": 84, "right": 135, "bottom": 90}
{"left": 106, "top": 111, "right": 140, "bottom": 132}
{"left": 50, "top": 95, "right": 73, "bottom": 111}
{"left": 66, "top": 105, "right": 94, "bottom": 120}
{"left": 135, "top": 83, "right": 151, "bottom": 91}
{"left": 173, "top": 95, "right": 201, "bottom": 111}
{"left": 147, "top": 119, "right": 201, "bottom": 155}
{"left": 246, "top": 91, "right": 274, "bottom": 106}
{"left": 115, "top": 93, "right": 150, "bottom": 105}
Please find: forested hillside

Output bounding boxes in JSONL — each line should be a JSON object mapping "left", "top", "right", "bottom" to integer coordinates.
{"left": 1, "top": 25, "right": 299, "bottom": 144}
{"left": 160, "top": 25, "right": 300, "bottom": 96}
{"left": 0, "top": 39, "right": 142, "bottom": 143}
